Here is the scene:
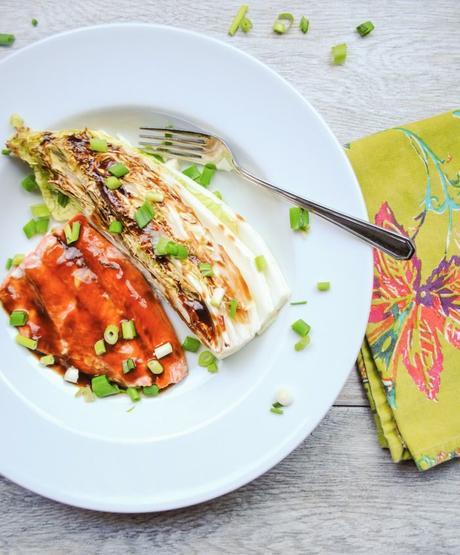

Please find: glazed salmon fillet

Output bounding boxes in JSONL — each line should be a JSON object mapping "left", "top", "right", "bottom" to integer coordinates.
{"left": 0, "top": 214, "right": 187, "bottom": 389}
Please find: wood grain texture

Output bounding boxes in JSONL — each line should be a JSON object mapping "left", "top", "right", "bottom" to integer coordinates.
{"left": 1, "top": 0, "right": 459, "bottom": 552}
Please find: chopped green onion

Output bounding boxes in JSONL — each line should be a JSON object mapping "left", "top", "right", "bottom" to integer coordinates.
{"left": 108, "top": 162, "right": 129, "bottom": 177}
{"left": 15, "top": 333, "right": 37, "bottom": 350}
{"left": 356, "top": 21, "right": 374, "bottom": 37}
{"left": 207, "top": 361, "right": 218, "bottom": 373}
{"left": 9, "top": 310, "right": 28, "bottom": 327}
{"left": 75, "top": 385, "right": 96, "bottom": 403}
{"left": 142, "top": 150, "right": 164, "bottom": 162}
{"left": 290, "top": 300, "right": 308, "bottom": 306}
{"left": 183, "top": 165, "right": 201, "bottom": 180}
{"left": 158, "top": 240, "right": 188, "bottom": 260}
{"left": 197, "top": 164, "right": 216, "bottom": 187}
{"left": 31, "top": 18, "right": 38, "bottom": 26}
{"left": 89, "top": 137, "right": 108, "bottom": 153}
{"left": 5, "top": 258, "right": 13, "bottom": 270}
{"left": 255, "top": 255, "right": 267, "bottom": 272}
{"left": 143, "top": 384, "right": 160, "bottom": 397}
{"left": 0, "top": 34, "right": 15, "bottom": 47}
{"left": 64, "top": 366, "right": 79, "bottom": 383}
{"left": 35, "top": 217, "right": 49, "bottom": 234}
{"left": 40, "top": 354, "right": 55, "bottom": 366}
{"left": 105, "top": 176, "right": 121, "bottom": 190}
{"left": 12, "top": 253, "right": 24, "bottom": 266}
{"left": 91, "top": 375, "right": 120, "bottom": 397}
{"left": 317, "top": 281, "right": 331, "bottom": 291}
{"left": 289, "top": 206, "right": 309, "bottom": 231}
{"left": 273, "top": 12, "right": 294, "bottom": 34}
{"left": 299, "top": 16, "right": 309, "bottom": 33}
{"left": 127, "top": 387, "right": 141, "bottom": 402}
{"left": 146, "top": 191, "right": 164, "bottom": 203}
{"left": 22, "top": 219, "right": 37, "bottom": 239}
{"left": 94, "top": 339, "right": 106, "bottom": 356}
{"left": 292, "top": 318, "right": 311, "bottom": 337}
{"left": 57, "top": 191, "right": 70, "bottom": 207}
{"left": 104, "top": 324, "right": 119, "bottom": 345}
{"left": 31, "top": 203, "right": 50, "bottom": 218}
{"left": 147, "top": 359, "right": 164, "bottom": 374}
{"left": 228, "top": 4, "right": 249, "bottom": 36}
{"left": 199, "top": 262, "right": 214, "bottom": 277}
{"left": 332, "top": 43, "right": 347, "bottom": 65}
{"left": 64, "top": 221, "right": 81, "bottom": 245}
{"left": 271, "top": 406, "right": 284, "bottom": 415}
{"left": 154, "top": 342, "right": 173, "bottom": 359}
{"left": 135, "top": 201, "right": 155, "bottom": 228}
{"left": 108, "top": 220, "right": 123, "bottom": 234}
{"left": 240, "top": 17, "right": 253, "bottom": 33}
{"left": 170, "top": 243, "right": 188, "bottom": 259}
{"left": 21, "top": 174, "right": 38, "bottom": 193}
{"left": 154, "top": 236, "right": 170, "bottom": 256}
{"left": 182, "top": 336, "right": 201, "bottom": 353}
{"left": 121, "top": 319, "right": 137, "bottom": 340}
{"left": 213, "top": 190, "right": 223, "bottom": 200}
{"left": 295, "top": 335, "right": 310, "bottom": 351}
{"left": 229, "top": 299, "right": 238, "bottom": 319}
{"left": 2, "top": 148, "right": 10, "bottom": 155}
{"left": 122, "top": 358, "right": 136, "bottom": 374}
{"left": 198, "top": 350, "right": 216, "bottom": 368}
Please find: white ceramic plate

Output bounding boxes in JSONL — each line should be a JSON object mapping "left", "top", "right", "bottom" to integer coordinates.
{"left": 0, "top": 24, "right": 372, "bottom": 512}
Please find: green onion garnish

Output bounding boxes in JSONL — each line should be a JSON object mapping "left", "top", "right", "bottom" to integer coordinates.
{"left": 146, "top": 191, "right": 164, "bottom": 203}
{"left": 182, "top": 336, "right": 201, "bottom": 353}
{"left": 57, "top": 191, "right": 70, "bottom": 207}
{"left": 255, "top": 255, "right": 267, "bottom": 272}
{"left": 228, "top": 4, "right": 249, "bottom": 36}
{"left": 127, "top": 387, "right": 141, "bottom": 402}
{"left": 40, "top": 354, "right": 55, "bottom": 366}
{"left": 154, "top": 236, "right": 170, "bottom": 256}
{"left": 108, "top": 163, "right": 129, "bottom": 178}
{"left": 183, "top": 165, "right": 201, "bottom": 180}
{"left": 273, "top": 12, "right": 295, "bottom": 34}
{"left": 89, "top": 137, "right": 108, "bottom": 153}
{"left": 290, "top": 300, "right": 307, "bottom": 306}
{"left": 213, "top": 191, "right": 223, "bottom": 200}
{"left": 198, "top": 350, "right": 216, "bottom": 368}
{"left": 31, "top": 203, "right": 50, "bottom": 218}
{"left": 5, "top": 258, "right": 13, "bottom": 270}
{"left": 317, "top": 281, "right": 331, "bottom": 291}
{"left": 271, "top": 405, "right": 284, "bottom": 415}
{"left": 94, "top": 339, "right": 106, "bottom": 356}
{"left": 229, "top": 299, "right": 238, "bottom": 319}
{"left": 91, "top": 375, "right": 120, "bottom": 397}
{"left": 292, "top": 319, "right": 311, "bottom": 337}
{"left": 121, "top": 319, "right": 137, "bottom": 340}
{"left": 108, "top": 220, "right": 123, "bottom": 234}
{"left": 122, "top": 358, "right": 136, "bottom": 374}
{"left": 2, "top": 148, "right": 10, "bottom": 155}
{"left": 135, "top": 201, "right": 155, "bottom": 228}
{"left": 31, "top": 18, "right": 38, "bottom": 26}
{"left": 104, "top": 176, "right": 121, "bottom": 190}
{"left": 356, "top": 21, "right": 374, "bottom": 37}
{"left": 199, "top": 262, "right": 214, "bottom": 277}
{"left": 171, "top": 243, "right": 188, "bottom": 259}
{"left": 0, "top": 34, "right": 15, "bottom": 47}
{"left": 295, "top": 336, "right": 310, "bottom": 351}
{"left": 143, "top": 384, "right": 160, "bottom": 397}
{"left": 104, "top": 324, "right": 119, "bottom": 345}
{"left": 332, "top": 43, "right": 347, "bottom": 65}
{"left": 35, "top": 217, "right": 49, "bottom": 234}
{"left": 15, "top": 333, "right": 37, "bottom": 350}
{"left": 299, "top": 16, "right": 309, "bottom": 33}
{"left": 241, "top": 17, "right": 253, "bottom": 33}
{"left": 147, "top": 359, "right": 164, "bottom": 375}
{"left": 22, "top": 219, "right": 37, "bottom": 239}
{"left": 207, "top": 361, "right": 218, "bottom": 373}
{"left": 289, "top": 207, "right": 309, "bottom": 231}
{"left": 154, "top": 238, "right": 188, "bottom": 259}
{"left": 21, "top": 174, "right": 38, "bottom": 193}
{"left": 9, "top": 310, "right": 28, "bottom": 327}
{"left": 197, "top": 164, "right": 216, "bottom": 187}
{"left": 12, "top": 254, "right": 24, "bottom": 267}
{"left": 64, "top": 221, "right": 81, "bottom": 245}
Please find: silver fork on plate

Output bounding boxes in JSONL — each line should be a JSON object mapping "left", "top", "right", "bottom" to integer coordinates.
{"left": 139, "top": 128, "right": 415, "bottom": 260}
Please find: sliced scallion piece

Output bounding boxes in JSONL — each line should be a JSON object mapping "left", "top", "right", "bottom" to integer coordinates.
{"left": 31, "top": 18, "right": 38, "bottom": 26}
{"left": 356, "top": 21, "right": 374, "bottom": 37}
{"left": 295, "top": 335, "right": 310, "bottom": 351}
{"left": 299, "top": 16, "right": 309, "bottom": 33}
{"left": 5, "top": 258, "right": 13, "bottom": 270}
{"left": 146, "top": 191, "right": 164, "bottom": 203}
{"left": 255, "top": 255, "right": 267, "bottom": 272}
{"left": 0, "top": 34, "right": 15, "bottom": 47}
{"left": 229, "top": 299, "right": 238, "bottom": 319}
{"left": 91, "top": 375, "right": 120, "bottom": 397}
{"left": 94, "top": 339, "right": 106, "bottom": 356}
{"left": 9, "top": 310, "right": 28, "bottom": 327}
{"left": 15, "top": 333, "right": 37, "bottom": 350}
{"left": 135, "top": 201, "right": 155, "bottom": 228}
{"left": 198, "top": 350, "right": 216, "bottom": 368}
{"left": 105, "top": 176, "right": 121, "bottom": 190}
{"left": 289, "top": 206, "right": 309, "bottom": 231}
{"left": 40, "top": 354, "right": 55, "bottom": 366}
{"left": 2, "top": 148, "right": 10, "bottom": 155}
{"left": 23, "top": 219, "right": 37, "bottom": 239}
{"left": 31, "top": 203, "right": 50, "bottom": 218}
{"left": 199, "top": 262, "right": 214, "bottom": 277}
{"left": 317, "top": 281, "right": 331, "bottom": 291}
{"left": 147, "top": 359, "right": 164, "bottom": 375}
{"left": 213, "top": 190, "right": 223, "bottom": 200}
{"left": 104, "top": 324, "right": 119, "bottom": 345}
{"left": 182, "top": 336, "right": 201, "bottom": 353}
{"left": 228, "top": 4, "right": 249, "bottom": 36}
{"left": 271, "top": 405, "right": 284, "bottom": 415}
{"left": 89, "top": 137, "right": 108, "bottom": 153}
{"left": 122, "top": 358, "right": 136, "bottom": 374}
{"left": 143, "top": 384, "right": 160, "bottom": 397}
{"left": 127, "top": 387, "right": 141, "bottom": 402}
{"left": 108, "top": 162, "right": 129, "bottom": 177}
{"left": 240, "top": 17, "right": 253, "bottom": 33}
{"left": 64, "top": 221, "right": 81, "bottom": 245}
{"left": 108, "top": 220, "right": 123, "bottom": 234}
{"left": 154, "top": 236, "right": 170, "bottom": 256}
{"left": 290, "top": 300, "right": 307, "bottom": 306}
{"left": 35, "top": 217, "right": 49, "bottom": 234}
{"left": 291, "top": 319, "right": 311, "bottom": 337}
{"left": 121, "top": 319, "right": 137, "bottom": 340}
{"left": 12, "top": 253, "right": 24, "bottom": 266}
{"left": 154, "top": 342, "right": 173, "bottom": 359}
{"left": 183, "top": 165, "right": 201, "bottom": 180}
{"left": 21, "top": 174, "right": 38, "bottom": 193}
{"left": 57, "top": 191, "right": 70, "bottom": 207}
{"left": 197, "top": 164, "right": 216, "bottom": 187}
{"left": 273, "top": 12, "right": 294, "bottom": 34}
{"left": 332, "top": 43, "right": 347, "bottom": 65}
{"left": 207, "top": 361, "right": 218, "bottom": 373}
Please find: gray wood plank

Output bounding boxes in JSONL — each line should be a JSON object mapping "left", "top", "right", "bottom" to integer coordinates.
{"left": 0, "top": 408, "right": 458, "bottom": 554}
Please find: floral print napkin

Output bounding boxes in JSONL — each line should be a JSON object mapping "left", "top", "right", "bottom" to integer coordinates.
{"left": 345, "top": 110, "right": 460, "bottom": 470}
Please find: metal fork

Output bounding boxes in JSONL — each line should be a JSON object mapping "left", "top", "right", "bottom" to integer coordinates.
{"left": 139, "top": 128, "right": 415, "bottom": 260}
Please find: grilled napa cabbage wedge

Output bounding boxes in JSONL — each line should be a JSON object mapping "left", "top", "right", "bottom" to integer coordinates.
{"left": 7, "top": 123, "right": 290, "bottom": 357}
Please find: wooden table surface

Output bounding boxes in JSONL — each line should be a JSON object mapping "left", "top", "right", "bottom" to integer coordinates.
{"left": 1, "top": 1, "right": 459, "bottom": 552}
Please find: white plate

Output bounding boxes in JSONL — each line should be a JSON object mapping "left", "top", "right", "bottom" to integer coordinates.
{"left": 0, "top": 24, "right": 372, "bottom": 512}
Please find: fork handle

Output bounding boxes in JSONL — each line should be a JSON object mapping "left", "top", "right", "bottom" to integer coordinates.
{"left": 234, "top": 165, "right": 415, "bottom": 260}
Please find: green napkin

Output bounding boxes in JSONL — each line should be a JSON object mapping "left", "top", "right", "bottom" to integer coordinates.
{"left": 346, "top": 110, "right": 460, "bottom": 470}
